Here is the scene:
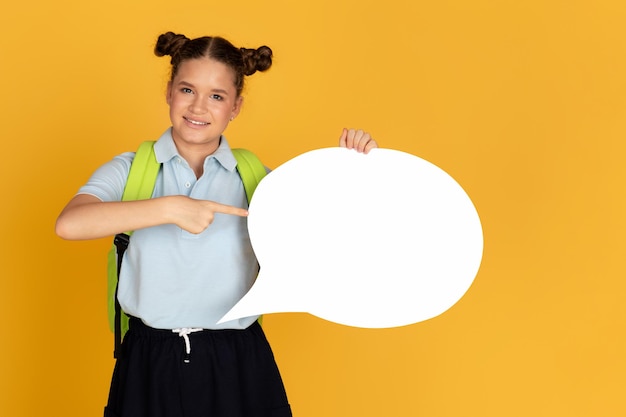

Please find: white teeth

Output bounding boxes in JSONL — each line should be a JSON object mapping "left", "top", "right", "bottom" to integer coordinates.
{"left": 185, "top": 117, "right": 208, "bottom": 125}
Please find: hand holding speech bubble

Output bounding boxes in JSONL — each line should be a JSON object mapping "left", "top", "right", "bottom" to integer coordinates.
{"left": 220, "top": 147, "right": 483, "bottom": 328}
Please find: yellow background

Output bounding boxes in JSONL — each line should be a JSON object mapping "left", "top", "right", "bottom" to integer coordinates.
{"left": 1, "top": 0, "right": 625, "bottom": 416}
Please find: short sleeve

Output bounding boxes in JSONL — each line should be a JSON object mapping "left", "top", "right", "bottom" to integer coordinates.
{"left": 77, "top": 152, "right": 135, "bottom": 202}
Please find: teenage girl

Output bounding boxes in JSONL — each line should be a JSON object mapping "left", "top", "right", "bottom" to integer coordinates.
{"left": 56, "top": 31, "right": 377, "bottom": 417}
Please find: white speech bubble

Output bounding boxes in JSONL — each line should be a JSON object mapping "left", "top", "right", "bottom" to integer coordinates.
{"left": 219, "top": 147, "right": 483, "bottom": 328}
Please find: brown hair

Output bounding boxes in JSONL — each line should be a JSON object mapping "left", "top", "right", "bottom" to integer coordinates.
{"left": 154, "top": 32, "right": 273, "bottom": 96}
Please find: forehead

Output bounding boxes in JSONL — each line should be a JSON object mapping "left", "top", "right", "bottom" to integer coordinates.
{"left": 173, "top": 58, "right": 237, "bottom": 90}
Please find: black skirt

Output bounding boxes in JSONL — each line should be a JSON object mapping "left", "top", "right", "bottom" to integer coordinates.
{"left": 104, "top": 318, "right": 292, "bottom": 417}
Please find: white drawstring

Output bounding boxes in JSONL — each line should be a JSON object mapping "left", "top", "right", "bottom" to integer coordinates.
{"left": 172, "top": 328, "right": 203, "bottom": 363}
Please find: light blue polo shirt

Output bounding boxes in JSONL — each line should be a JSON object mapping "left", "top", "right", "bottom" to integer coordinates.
{"left": 78, "top": 128, "right": 259, "bottom": 330}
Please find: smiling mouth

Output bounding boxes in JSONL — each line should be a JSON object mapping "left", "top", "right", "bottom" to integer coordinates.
{"left": 184, "top": 116, "right": 209, "bottom": 126}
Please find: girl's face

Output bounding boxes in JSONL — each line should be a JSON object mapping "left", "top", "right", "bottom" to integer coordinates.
{"left": 166, "top": 57, "right": 242, "bottom": 153}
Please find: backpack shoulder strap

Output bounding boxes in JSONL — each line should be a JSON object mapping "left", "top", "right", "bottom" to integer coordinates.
{"left": 231, "top": 148, "right": 266, "bottom": 326}
{"left": 110, "top": 140, "right": 160, "bottom": 358}
{"left": 231, "top": 148, "right": 267, "bottom": 203}
{"left": 122, "top": 140, "right": 159, "bottom": 202}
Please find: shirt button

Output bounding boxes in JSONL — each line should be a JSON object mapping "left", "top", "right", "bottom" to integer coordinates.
{"left": 184, "top": 182, "right": 191, "bottom": 188}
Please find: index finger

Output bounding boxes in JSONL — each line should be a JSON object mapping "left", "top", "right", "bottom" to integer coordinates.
{"left": 208, "top": 201, "right": 249, "bottom": 217}
{"left": 338, "top": 128, "right": 348, "bottom": 148}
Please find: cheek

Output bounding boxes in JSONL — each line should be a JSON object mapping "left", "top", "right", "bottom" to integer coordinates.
{"left": 209, "top": 102, "right": 232, "bottom": 116}
{"left": 168, "top": 97, "right": 185, "bottom": 120}
{"left": 168, "top": 95, "right": 187, "bottom": 111}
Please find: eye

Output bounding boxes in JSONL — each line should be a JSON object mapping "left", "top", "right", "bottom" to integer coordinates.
{"left": 211, "top": 94, "right": 223, "bottom": 101}
{"left": 181, "top": 87, "right": 193, "bottom": 94}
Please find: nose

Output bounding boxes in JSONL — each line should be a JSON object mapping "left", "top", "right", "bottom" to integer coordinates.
{"left": 189, "top": 95, "right": 208, "bottom": 114}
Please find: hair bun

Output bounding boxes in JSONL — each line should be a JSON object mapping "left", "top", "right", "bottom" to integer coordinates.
{"left": 154, "top": 32, "right": 190, "bottom": 58}
{"left": 241, "top": 45, "right": 273, "bottom": 76}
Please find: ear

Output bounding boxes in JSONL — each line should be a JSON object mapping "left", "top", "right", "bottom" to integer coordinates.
{"left": 231, "top": 96, "right": 244, "bottom": 120}
{"left": 166, "top": 81, "right": 172, "bottom": 105}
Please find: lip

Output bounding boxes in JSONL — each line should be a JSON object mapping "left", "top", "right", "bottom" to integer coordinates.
{"left": 183, "top": 116, "right": 210, "bottom": 127}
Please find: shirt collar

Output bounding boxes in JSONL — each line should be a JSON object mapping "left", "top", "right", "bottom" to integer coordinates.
{"left": 153, "top": 128, "right": 238, "bottom": 172}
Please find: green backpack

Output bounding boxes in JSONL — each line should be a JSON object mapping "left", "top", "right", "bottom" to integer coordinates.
{"left": 107, "top": 141, "right": 267, "bottom": 358}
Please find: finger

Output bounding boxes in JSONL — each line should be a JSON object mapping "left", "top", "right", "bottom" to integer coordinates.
{"left": 345, "top": 128, "right": 358, "bottom": 149}
{"left": 338, "top": 128, "right": 348, "bottom": 148}
{"left": 354, "top": 131, "right": 369, "bottom": 152}
{"left": 363, "top": 138, "right": 378, "bottom": 154}
{"left": 208, "top": 201, "right": 249, "bottom": 217}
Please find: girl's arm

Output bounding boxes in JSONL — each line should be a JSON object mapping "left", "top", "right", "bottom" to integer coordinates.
{"left": 55, "top": 193, "right": 247, "bottom": 240}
